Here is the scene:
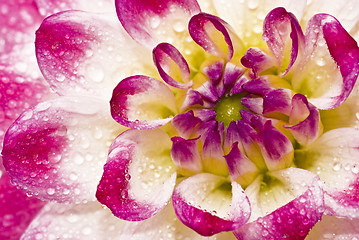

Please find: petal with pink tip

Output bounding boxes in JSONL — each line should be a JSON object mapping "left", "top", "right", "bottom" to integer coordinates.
{"left": 172, "top": 111, "right": 202, "bottom": 139}
{"left": 292, "top": 14, "right": 359, "bottom": 109}
{"left": 241, "top": 47, "right": 276, "bottom": 78}
{"left": 0, "top": 0, "right": 42, "bottom": 57}
{"left": 262, "top": 7, "right": 305, "bottom": 75}
{"left": 119, "top": 200, "right": 234, "bottom": 240}
{"left": 201, "top": 123, "right": 228, "bottom": 175}
{"left": 306, "top": 215, "right": 359, "bottom": 240}
{"left": 262, "top": 88, "right": 292, "bottom": 116}
{"left": 236, "top": 119, "right": 266, "bottom": 170}
{"left": 96, "top": 129, "right": 176, "bottom": 221}
{"left": 224, "top": 143, "right": 259, "bottom": 188}
{"left": 301, "top": 0, "right": 359, "bottom": 34}
{"left": 0, "top": 173, "right": 45, "bottom": 240}
{"left": 212, "top": 0, "right": 307, "bottom": 48}
{"left": 255, "top": 121, "right": 294, "bottom": 171}
{"left": 295, "top": 128, "right": 359, "bottom": 218}
{"left": 235, "top": 168, "right": 324, "bottom": 240}
{"left": 285, "top": 94, "right": 322, "bottom": 146}
{"left": 35, "top": 0, "right": 114, "bottom": 16}
{"left": 0, "top": 70, "right": 52, "bottom": 143}
{"left": 35, "top": 11, "right": 154, "bottom": 100}
{"left": 2, "top": 96, "right": 122, "bottom": 203}
{"left": 171, "top": 136, "right": 202, "bottom": 174}
{"left": 153, "top": 43, "right": 192, "bottom": 89}
{"left": 115, "top": 0, "right": 200, "bottom": 49}
{"left": 21, "top": 201, "right": 126, "bottom": 240}
{"left": 189, "top": 13, "right": 234, "bottom": 60}
{"left": 172, "top": 173, "right": 251, "bottom": 236}
{"left": 110, "top": 75, "right": 177, "bottom": 129}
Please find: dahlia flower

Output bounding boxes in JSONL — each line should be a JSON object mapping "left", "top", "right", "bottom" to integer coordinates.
{"left": 2, "top": 0, "right": 359, "bottom": 239}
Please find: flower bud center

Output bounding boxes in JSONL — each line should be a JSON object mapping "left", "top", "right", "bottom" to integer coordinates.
{"left": 214, "top": 94, "right": 245, "bottom": 126}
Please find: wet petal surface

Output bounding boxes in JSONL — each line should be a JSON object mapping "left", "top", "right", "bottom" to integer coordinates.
{"left": 2, "top": 97, "right": 122, "bottom": 203}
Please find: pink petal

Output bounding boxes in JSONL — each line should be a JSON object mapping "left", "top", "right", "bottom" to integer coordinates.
{"left": 240, "top": 47, "right": 276, "bottom": 78}
{"left": 292, "top": 13, "right": 359, "bottom": 109}
{"left": 262, "top": 88, "right": 292, "bottom": 116}
{"left": 285, "top": 94, "right": 323, "bottom": 146}
{"left": 171, "top": 136, "right": 202, "bottom": 174}
{"left": 35, "top": 0, "right": 114, "bottom": 16}
{"left": 172, "top": 173, "right": 251, "bottom": 236}
{"left": 96, "top": 129, "right": 176, "bottom": 221}
{"left": 2, "top": 97, "right": 122, "bottom": 203}
{"left": 295, "top": 128, "right": 359, "bottom": 219}
{"left": 119, "top": 201, "right": 230, "bottom": 240}
{"left": 153, "top": 42, "right": 192, "bottom": 89}
{"left": 235, "top": 168, "right": 324, "bottom": 239}
{"left": 255, "top": 121, "right": 294, "bottom": 171}
{"left": 236, "top": 119, "right": 267, "bottom": 170}
{"left": 0, "top": 0, "right": 42, "bottom": 57}
{"left": 262, "top": 7, "right": 305, "bottom": 75}
{"left": 171, "top": 111, "right": 202, "bottom": 139}
{"left": 110, "top": 75, "right": 177, "bottom": 129}
{"left": 21, "top": 201, "right": 126, "bottom": 240}
{"left": 189, "top": 13, "right": 234, "bottom": 60}
{"left": 306, "top": 215, "right": 359, "bottom": 240}
{"left": 0, "top": 70, "right": 52, "bottom": 144}
{"left": 212, "top": 0, "right": 307, "bottom": 47}
{"left": 35, "top": 10, "right": 154, "bottom": 100}
{"left": 224, "top": 142, "right": 259, "bottom": 188}
{"left": 115, "top": 0, "right": 201, "bottom": 49}
{"left": 0, "top": 173, "right": 44, "bottom": 240}
{"left": 200, "top": 122, "right": 228, "bottom": 175}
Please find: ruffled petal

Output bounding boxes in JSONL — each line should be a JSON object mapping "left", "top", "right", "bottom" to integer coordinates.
{"left": 96, "top": 129, "right": 176, "bottom": 221}
{"left": 240, "top": 47, "right": 276, "bottom": 78}
{"left": 285, "top": 94, "right": 323, "bottom": 146}
{"left": 35, "top": 10, "right": 154, "bottom": 100}
{"left": 262, "top": 7, "right": 305, "bottom": 75}
{"left": 0, "top": 173, "right": 44, "bottom": 240}
{"left": 189, "top": 13, "right": 235, "bottom": 60}
{"left": 110, "top": 75, "right": 177, "bottom": 129}
{"left": 21, "top": 201, "right": 126, "bottom": 240}
{"left": 292, "top": 13, "right": 359, "bottom": 109}
{"left": 153, "top": 42, "right": 192, "bottom": 89}
{"left": 212, "top": 0, "right": 307, "bottom": 47}
{"left": 172, "top": 173, "right": 251, "bottom": 236}
{"left": 235, "top": 168, "right": 324, "bottom": 240}
{"left": 306, "top": 215, "right": 359, "bottom": 240}
{"left": 35, "top": 0, "right": 114, "bottom": 16}
{"left": 2, "top": 97, "right": 121, "bottom": 203}
{"left": 301, "top": 0, "right": 359, "bottom": 34}
{"left": 295, "top": 128, "right": 359, "bottom": 218}
{"left": 115, "top": 0, "right": 200, "bottom": 49}
{"left": 119, "top": 200, "right": 236, "bottom": 240}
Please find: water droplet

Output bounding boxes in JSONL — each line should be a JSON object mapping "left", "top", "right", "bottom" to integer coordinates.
{"left": 47, "top": 188, "right": 55, "bottom": 195}
{"left": 82, "top": 226, "right": 92, "bottom": 235}
{"left": 150, "top": 16, "right": 161, "bottom": 29}
{"left": 315, "top": 57, "right": 326, "bottom": 66}
{"left": 55, "top": 73, "right": 66, "bottom": 82}
{"left": 73, "top": 153, "right": 84, "bottom": 165}
{"left": 173, "top": 20, "right": 186, "bottom": 33}
{"left": 247, "top": 0, "right": 259, "bottom": 10}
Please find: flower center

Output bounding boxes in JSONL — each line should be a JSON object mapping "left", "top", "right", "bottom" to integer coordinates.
{"left": 214, "top": 94, "right": 245, "bottom": 126}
